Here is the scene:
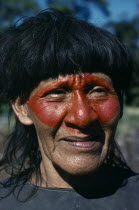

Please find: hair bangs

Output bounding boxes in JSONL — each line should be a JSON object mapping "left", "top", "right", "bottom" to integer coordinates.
{"left": 21, "top": 14, "right": 132, "bottom": 95}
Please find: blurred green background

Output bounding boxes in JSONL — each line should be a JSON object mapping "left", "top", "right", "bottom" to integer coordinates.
{"left": 0, "top": 0, "right": 139, "bottom": 173}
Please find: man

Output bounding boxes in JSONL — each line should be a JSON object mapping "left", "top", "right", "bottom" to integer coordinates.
{"left": 0, "top": 9, "right": 138, "bottom": 210}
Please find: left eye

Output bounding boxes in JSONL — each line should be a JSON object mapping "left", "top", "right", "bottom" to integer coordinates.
{"left": 89, "top": 87, "right": 108, "bottom": 95}
{"left": 42, "top": 89, "right": 67, "bottom": 98}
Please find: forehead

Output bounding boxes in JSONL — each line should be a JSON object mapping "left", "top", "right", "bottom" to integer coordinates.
{"left": 29, "top": 73, "right": 113, "bottom": 97}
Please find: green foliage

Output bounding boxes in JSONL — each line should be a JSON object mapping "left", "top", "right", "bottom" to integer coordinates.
{"left": 129, "top": 49, "right": 139, "bottom": 106}
{"left": 47, "top": 0, "right": 109, "bottom": 20}
{"left": 47, "top": 0, "right": 74, "bottom": 15}
{"left": 0, "top": 0, "right": 40, "bottom": 31}
{"left": 116, "top": 106, "right": 139, "bottom": 136}
{"left": 106, "top": 18, "right": 139, "bottom": 51}
{"left": 106, "top": 18, "right": 139, "bottom": 106}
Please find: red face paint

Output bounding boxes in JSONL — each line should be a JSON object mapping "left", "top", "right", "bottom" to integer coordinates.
{"left": 26, "top": 73, "right": 121, "bottom": 180}
{"left": 27, "top": 74, "right": 120, "bottom": 128}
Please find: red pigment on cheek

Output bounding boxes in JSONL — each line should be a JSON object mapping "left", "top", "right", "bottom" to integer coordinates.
{"left": 27, "top": 74, "right": 120, "bottom": 127}
{"left": 94, "top": 96, "right": 120, "bottom": 124}
{"left": 27, "top": 78, "right": 73, "bottom": 127}
{"left": 27, "top": 98, "right": 66, "bottom": 128}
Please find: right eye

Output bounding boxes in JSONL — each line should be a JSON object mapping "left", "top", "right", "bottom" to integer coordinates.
{"left": 41, "top": 89, "right": 67, "bottom": 101}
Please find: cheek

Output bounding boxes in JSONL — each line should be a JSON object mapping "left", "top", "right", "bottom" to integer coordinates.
{"left": 94, "top": 96, "right": 120, "bottom": 124}
{"left": 28, "top": 100, "right": 66, "bottom": 127}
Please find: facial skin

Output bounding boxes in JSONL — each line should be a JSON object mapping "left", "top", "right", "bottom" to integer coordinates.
{"left": 24, "top": 73, "right": 120, "bottom": 188}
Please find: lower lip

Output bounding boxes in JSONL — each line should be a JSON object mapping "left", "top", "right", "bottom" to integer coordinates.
{"left": 65, "top": 141, "right": 96, "bottom": 149}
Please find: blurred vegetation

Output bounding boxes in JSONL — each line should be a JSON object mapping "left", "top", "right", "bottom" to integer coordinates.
{"left": 106, "top": 18, "right": 139, "bottom": 106}
{"left": 117, "top": 106, "right": 139, "bottom": 136}
{"left": 0, "top": 0, "right": 40, "bottom": 32}
{"left": 46, "top": 0, "right": 109, "bottom": 20}
{"left": 116, "top": 106, "right": 139, "bottom": 172}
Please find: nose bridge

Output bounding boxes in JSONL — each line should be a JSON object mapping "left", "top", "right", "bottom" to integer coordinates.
{"left": 64, "top": 91, "right": 98, "bottom": 128}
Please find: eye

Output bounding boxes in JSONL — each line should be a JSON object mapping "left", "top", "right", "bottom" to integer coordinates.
{"left": 89, "top": 86, "right": 108, "bottom": 95}
{"left": 41, "top": 89, "right": 67, "bottom": 99}
{"left": 87, "top": 86, "right": 109, "bottom": 100}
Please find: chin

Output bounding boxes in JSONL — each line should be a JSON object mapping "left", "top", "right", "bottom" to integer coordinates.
{"left": 54, "top": 154, "right": 106, "bottom": 177}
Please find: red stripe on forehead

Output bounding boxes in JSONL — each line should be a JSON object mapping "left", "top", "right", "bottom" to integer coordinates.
{"left": 28, "top": 74, "right": 114, "bottom": 100}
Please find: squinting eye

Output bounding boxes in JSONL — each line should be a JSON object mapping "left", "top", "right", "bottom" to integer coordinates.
{"left": 42, "top": 89, "right": 66, "bottom": 98}
{"left": 89, "top": 87, "right": 108, "bottom": 95}
{"left": 94, "top": 88, "right": 108, "bottom": 93}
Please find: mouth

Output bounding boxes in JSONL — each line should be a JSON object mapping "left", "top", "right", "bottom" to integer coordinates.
{"left": 60, "top": 136, "right": 103, "bottom": 149}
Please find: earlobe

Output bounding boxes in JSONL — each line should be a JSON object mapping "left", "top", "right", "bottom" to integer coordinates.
{"left": 12, "top": 98, "right": 33, "bottom": 125}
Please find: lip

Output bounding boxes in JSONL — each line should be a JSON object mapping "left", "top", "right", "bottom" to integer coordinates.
{"left": 60, "top": 136, "right": 102, "bottom": 149}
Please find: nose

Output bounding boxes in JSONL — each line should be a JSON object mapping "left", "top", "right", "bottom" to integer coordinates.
{"left": 64, "top": 91, "right": 98, "bottom": 129}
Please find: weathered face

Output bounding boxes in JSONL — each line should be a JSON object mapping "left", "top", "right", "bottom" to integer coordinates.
{"left": 27, "top": 73, "right": 120, "bottom": 175}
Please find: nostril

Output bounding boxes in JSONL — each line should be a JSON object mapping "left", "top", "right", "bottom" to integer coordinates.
{"left": 64, "top": 109, "right": 99, "bottom": 130}
{"left": 65, "top": 118, "right": 100, "bottom": 133}
{"left": 65, "top": 122, "right": 79, "bottom": 129}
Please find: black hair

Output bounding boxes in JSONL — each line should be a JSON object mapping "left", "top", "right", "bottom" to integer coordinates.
{"left": 0, "top": 9, "right": 132, "bottom": 102}
{"left": 0, "top": 9, "right": 133, "bottom": 200}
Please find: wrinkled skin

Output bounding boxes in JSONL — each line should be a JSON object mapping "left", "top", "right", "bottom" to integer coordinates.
{"left": 26, "top": 73, "right": 120, "bottom": 187}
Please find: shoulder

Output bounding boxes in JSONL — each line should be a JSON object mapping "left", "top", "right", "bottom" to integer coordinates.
{"left": 109, "top": 166, "right": 139, "bottom": 196}
{"left": 126, "top": 173, "right": 139, "bottom": 183}
{"left": 0, "top": 179, "right": 35, "bottom": 210}
{"left": 110, "top": 173, "right": 139, "bottom": 208}
{"left": 0, "top": 180, "right": 76, "bottom": 210}
{"left": 0, "top": 183, "right": 15, "bottom": 210}
{"left": 120, "top": 173, "right": 139, "bottom": 192}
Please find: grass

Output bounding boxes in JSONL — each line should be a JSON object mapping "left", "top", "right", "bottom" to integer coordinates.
{"left": 116, "top": 106, "right": 139, "bottom": 137}
{"left": 115, "top": 106, "right": 139, "bottom": 172}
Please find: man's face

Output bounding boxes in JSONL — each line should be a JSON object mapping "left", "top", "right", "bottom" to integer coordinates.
{"left": 27, "top": 73, "right": 120, "bottom": 175}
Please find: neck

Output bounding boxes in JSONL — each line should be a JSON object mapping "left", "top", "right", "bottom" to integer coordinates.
{"left": 32, "top": 159, "right": 108, "bottom": 189}
{"left": 31, "top": 160, "right": 126, "bottom": 198}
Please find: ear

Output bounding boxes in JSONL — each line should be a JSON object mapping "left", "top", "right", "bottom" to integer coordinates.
{"left": 12, "top": 98, "right": 33, "bottom": 125}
